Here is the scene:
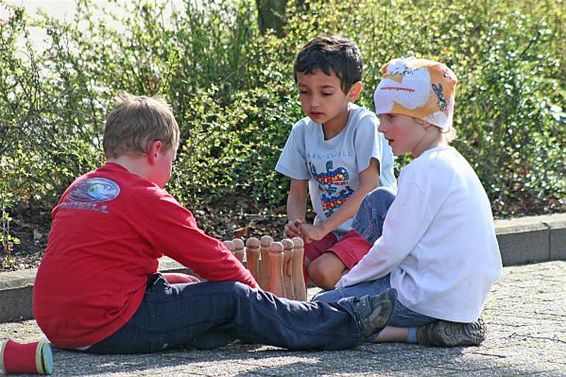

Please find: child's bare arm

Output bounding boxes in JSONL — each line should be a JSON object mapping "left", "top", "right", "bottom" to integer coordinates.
{"left": 285, "top": 179, "right": 308, "bottom": 237}
{"left": 301, "top": 159, "right": 380, "bottom": 242}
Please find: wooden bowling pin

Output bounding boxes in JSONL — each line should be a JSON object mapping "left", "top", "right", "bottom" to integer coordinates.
{"left": 245, "top": 237, "right": 261, "bottom": 281}
{"left": 281, "top": 238, "right": 295, "bottom": 300}
{"left": 259, "top": 235, "right": 273, "bottom": 290}
{"left": 223, "top": 240, "right": 235, "bottom": 257}
{"left": 268, "top": 241, "right": 285, "bottom": 297}
{"left": 232, "top": 238, "right": 245, "bottom": 264}
{"left": 291, "top": 237, "right": 307, "bottom": 300}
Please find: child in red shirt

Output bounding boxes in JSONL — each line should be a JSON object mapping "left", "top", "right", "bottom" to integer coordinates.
{"left": 33, "top": 92, "right": 397, "bottom": 353}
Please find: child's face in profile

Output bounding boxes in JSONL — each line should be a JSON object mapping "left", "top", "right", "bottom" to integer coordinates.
{"left": 296, "top": 69, "right": 353, "bottom": 130}
{"left": 378, "top": 113, "right": 427, "bottom": 157}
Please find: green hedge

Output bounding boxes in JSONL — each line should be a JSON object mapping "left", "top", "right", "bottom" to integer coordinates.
{"left": 1, "top": 0, "right": 564, "bottom": 225}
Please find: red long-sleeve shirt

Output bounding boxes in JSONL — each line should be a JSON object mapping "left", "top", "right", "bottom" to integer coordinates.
{"left": 33, "top": 163, "right": 256, "bottom": 348}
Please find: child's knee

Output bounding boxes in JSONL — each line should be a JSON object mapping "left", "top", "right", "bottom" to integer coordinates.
{"left": 366, "top": 186, "right": 396, "bottom": 209}
{"left": 206, "top": 280, "right": 251, "bottom": 297}
{"left": 307, "top": 262, "right": 342, "bottom": 290}
{"left": 353, "top": 187, "right": 396, "bottom": 244}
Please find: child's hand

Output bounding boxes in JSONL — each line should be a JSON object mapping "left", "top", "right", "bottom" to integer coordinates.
{"left": 300, "top": 223, "right": 326, "bottom": 244}
{"left": 284, "top": 219, "right": 303, "bottom": 238}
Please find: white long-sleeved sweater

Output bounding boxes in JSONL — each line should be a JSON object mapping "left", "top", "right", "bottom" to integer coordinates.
{"left": 337, "top": 146, "right": 502, "bottom": 322}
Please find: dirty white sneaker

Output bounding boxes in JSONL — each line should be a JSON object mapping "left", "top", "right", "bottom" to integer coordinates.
{"left": 417, "top": 318, "right": 486, "bottom": 347}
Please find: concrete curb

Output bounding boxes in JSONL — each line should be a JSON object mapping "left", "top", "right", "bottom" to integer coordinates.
{"left": 1, "top": 213, "right": 565, "bottom": 323}
{"left": 494, "top": 213, "right": 566, "bottom": 265}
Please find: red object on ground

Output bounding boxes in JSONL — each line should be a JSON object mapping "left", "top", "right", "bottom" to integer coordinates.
{"left": 0, "top": 339, "right": 53, "bottom": 375}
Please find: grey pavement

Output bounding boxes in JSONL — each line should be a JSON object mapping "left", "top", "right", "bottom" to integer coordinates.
{"left": 2, "top": 261, "right": 566, "bottom": 376}
{"left": 1, "top": 213, "right": 566, "bottom": 376}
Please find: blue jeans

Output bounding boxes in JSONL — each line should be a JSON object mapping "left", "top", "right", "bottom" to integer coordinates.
{"left": 86, "top": 275, "right": 365, "bottom": 354}
{"left": 315, "top": 187, "right": 435, "bottom": 328}
{"left": 352, "top": 186, "right": 396, "bottom": 245}
{"left": 314, "top": 276, "right": 435, "bottom": 328}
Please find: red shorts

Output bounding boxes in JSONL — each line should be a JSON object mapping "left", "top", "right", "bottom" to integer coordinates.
{"left": 304, "top": 229, "right": 372, "bottom": 270}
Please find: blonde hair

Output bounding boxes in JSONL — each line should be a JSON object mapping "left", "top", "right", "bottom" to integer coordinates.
{"left": 415, "top": 117, "right": 458, "bottom": 144}
{"left": 441, "top": 127, "right": 458, "bottom": 144}
{"left": 103, "top": 92, "right": 180, "bottom": 159}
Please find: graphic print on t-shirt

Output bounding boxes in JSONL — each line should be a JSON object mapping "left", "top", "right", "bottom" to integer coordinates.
{"left": 309, "top": 161, "right": 354, "bottom": 217}
{"left": 59, "top": 177, "right": 120, "bottom": 213}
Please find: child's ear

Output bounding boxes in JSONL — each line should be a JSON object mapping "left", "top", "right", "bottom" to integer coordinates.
{"left": 346, "top": 81, "right": 363, "bottom": 101}
{"left": 415, "top": 118, "right": 433, "bottom": 128}
{"left": 147, "top": 140, "right": 164, "bottom": 164}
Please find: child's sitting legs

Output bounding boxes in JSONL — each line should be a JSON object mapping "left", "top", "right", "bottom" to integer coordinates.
{"left": 307, "top": 252, "right": 348, "bottom": 290}
{"left": 306, "top": 187, "right": 396, "bottom": 289}
{"left": 313, "top": 275, "right": 486, "bottom": 346}
{"left": 305, "top": 229, "right": 374, "bottom": 289}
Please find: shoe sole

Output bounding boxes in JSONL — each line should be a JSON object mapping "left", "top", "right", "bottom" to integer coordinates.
{"left": 433, "top": 319, "right": 486, "bottom": 346}
{"left": 360, "top": 288, "right": 397, "bottom": 337}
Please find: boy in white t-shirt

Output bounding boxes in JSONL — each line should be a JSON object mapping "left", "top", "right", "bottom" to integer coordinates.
{"left": 315, "top": 57, "right": 503, "bottom": 347}
{"left": 276, "top": 35, "right": 396, "bottom": 290}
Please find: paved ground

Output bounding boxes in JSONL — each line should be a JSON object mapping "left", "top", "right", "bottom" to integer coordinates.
{"left": 2, "top": 261, "right": 565, "bottom": 376}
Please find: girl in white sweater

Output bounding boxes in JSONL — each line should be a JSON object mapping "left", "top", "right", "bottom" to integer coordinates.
{"left": 315, "top": 57, "right": 502, "bottom": 346}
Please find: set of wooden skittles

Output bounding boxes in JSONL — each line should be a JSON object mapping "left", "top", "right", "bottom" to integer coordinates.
{"left": 223, "top": 236, "right": 307, "bottom": 300}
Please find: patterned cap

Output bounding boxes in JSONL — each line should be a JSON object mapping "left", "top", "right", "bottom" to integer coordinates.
{"left": 373, "top": 57, "right": 457, "bottom": 129}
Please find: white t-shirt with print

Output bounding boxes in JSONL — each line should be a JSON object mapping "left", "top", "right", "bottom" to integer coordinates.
{"left": 276, "top": 103, "right": 396, "bottom": 237}
{"left": 337, "top": 146, "right": 502, "bottom": 322}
